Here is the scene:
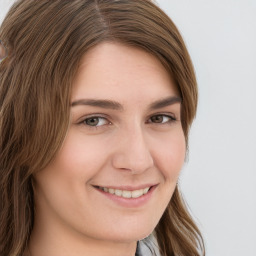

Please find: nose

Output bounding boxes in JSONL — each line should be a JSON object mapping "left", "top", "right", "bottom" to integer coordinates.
{"left": 111, "top": 126, "right": 154, "bottom": 174}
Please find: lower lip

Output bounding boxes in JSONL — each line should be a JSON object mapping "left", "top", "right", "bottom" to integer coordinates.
{"left": 94, "top": 186, "right": 157, "bottom": 208}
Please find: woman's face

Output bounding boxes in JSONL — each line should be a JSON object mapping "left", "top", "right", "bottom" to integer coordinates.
{"left": 33, "top": 42, "right": 186, "bottom": 251}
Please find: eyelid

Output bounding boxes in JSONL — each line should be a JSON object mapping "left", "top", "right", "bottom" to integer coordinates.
{"left": 76, "top": 113, "right": 108, "bottom": 122}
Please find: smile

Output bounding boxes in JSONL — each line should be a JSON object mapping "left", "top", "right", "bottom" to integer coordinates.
{"left": 97, "top": 186, "right": 151, "bottom": 199}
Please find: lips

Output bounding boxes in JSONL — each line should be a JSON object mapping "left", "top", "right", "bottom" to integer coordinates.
{"left": 93, "top": 184, "right": 157, "bottom": 207}
{"left": 93, "top": 184, "right": 156, "bottom": 199}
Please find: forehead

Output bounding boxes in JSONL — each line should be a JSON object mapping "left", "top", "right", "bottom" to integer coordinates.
{"left": 72, "top": 42, "right": 178, "bottom": 104}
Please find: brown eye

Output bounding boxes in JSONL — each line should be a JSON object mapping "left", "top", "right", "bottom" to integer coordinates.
{"left": 85, "top": 117, "right": 100, "bottom": 126}
{"left": 83, "top": 117, "right": 109, "bottom": 127}
{"left": 149, "top": 115, "right": 176, "bottom": 124}
{"left": 150, "top": 115, "right": 164, "bottom": 123}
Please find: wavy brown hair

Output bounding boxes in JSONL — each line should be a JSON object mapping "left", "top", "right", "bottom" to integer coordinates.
{"left": 0, "top": 0, "right": 205, "bottom": 255}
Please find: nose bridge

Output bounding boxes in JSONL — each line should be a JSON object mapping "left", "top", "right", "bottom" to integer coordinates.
{"left": 112, "top": 122, "right": 154, "bottom": 173}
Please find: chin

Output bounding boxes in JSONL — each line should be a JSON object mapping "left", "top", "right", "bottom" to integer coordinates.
{"left": 97, "top": 224, "right": 155, "bottom": 243}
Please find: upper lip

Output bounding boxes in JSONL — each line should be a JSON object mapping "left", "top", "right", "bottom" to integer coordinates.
{"left": 93, "top": 184, "right": 157, "bottom": 191}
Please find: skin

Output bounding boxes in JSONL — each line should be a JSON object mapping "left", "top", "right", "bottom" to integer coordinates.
{"left": 29, "top": 42, "right": 186, "bottom": 256}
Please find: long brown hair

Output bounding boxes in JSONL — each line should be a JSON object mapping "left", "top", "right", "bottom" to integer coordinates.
{"left": 0, "top": 0, "right": 204, "bottom": 255}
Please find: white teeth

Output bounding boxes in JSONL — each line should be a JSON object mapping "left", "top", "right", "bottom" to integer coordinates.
{"left": 143, "top": 187, "right": 150, "bottom": 194}
{"left": 109, "top": 188, "right": 115, "bottom": 194}
{"left": 114, "top": 189, "right": 122, "bottom": 196}
{"left": 99, "top": 186, "right": 151, "bottom": 199}
{"left": 122, "top": 190, "right": 132, "bottom": 198}
{"left": 132, "top": 189, "right": 144, "bottom": 198}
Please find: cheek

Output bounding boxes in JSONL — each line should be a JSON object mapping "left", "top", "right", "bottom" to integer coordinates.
{"left": 33, "top": 131, "right": 109, "bottom": 218}
{"left": 53, "top": 131, "right": 109, "bottom": 180}
{"left": 153, "top": 129, "right": 186, "bottom": 181}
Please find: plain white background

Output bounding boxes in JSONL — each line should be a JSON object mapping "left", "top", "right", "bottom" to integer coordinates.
{"left": 1, "top": 1, "right": 256, "bottom": 255}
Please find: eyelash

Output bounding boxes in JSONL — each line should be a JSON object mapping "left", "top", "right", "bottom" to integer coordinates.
{"left": 147, "top": 114, "right": 176, "bottom": 124}
{"left": 79, "top": 114, "right": 177, "bottom": 128}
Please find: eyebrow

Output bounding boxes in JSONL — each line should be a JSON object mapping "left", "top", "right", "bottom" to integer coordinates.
{"left": 71, "top": 99, "right": 124, "bottom": 110}
{"left": 71, "top": 96, "right": 181, "bottom": 110}
{"left": 149, "top": 96, "right": 182, "bottom": 110}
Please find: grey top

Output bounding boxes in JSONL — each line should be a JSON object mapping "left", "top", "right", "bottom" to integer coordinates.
{"left": 137, "top": 234, "right": 161, "bottom": 256}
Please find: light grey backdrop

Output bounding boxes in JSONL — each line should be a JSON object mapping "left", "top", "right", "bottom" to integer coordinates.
{"left": 1, "top": 1, "right": 256, "bottom": 255}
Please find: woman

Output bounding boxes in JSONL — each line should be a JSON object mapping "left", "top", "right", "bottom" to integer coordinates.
{"left": 0, "top": 0, "right": 205, "bottom": 255}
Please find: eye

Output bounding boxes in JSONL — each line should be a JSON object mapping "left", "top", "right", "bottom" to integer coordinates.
{"left": 82, "top": 116, "right": 110, "bottom": 127}
{"left": 149, "top": 114, "right": 176, "bottom": 124}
